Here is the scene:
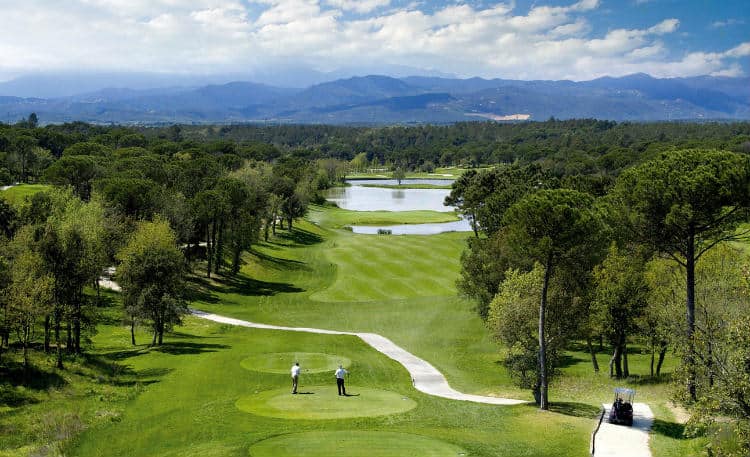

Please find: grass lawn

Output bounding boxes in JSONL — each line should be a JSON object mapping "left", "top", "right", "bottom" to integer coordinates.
{"left": 0, "top": 184, "right": 52, "bottom": 205}
{"left": 308, "top": 204, "right": 459, "bottom": 229}
{"left": 359, "top": 183, "right": 453, "bottom": 190}
{"left": 346, "top": 167, "right": 489, "bottom": 180}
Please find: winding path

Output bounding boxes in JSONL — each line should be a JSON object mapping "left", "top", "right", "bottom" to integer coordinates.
{"left": 191, "top": 309, "right": 525, "bottom": 405}
{"left": 192, "top": 309, "right": 655, "bottom": 456}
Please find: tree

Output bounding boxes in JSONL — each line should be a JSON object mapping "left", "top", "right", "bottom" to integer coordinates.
{"left": 8, "top": 247, "right": 53, "bottom": 370}
{"left": 0, "top": 199, "right": 17, "bottom": 239}
{"left": 11, "top": 135, "right": 37, "bottom": 182}
{"left": 0, "top": 254, "right": 11, "bottom": 361}
{"left": 592, "top": 245, "right": 649, "bottom": 378}
{"left": 611, "top": 149, "right": 750, "bottom": 400}
{"left": 392, "top": 167, "right": 406, "bottom": 185}
{"left": 27, "top": 113, "right": 38, "bottom": 129}
{"left": 350, "top": 152, "right": 368, "bottom": 173}
{"left": 117, "top": 219, "right": 187, "bottom": 346}
{"left": 502, "top": 189, "right": 604, "bottom": 409}
{"left": 43, "top": 155, "right": 100, "bottom": 201}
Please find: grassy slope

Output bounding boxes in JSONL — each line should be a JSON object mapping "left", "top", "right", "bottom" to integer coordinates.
{"left": 0, "top": 184, "right": 51, "bottom": 205}
{"left": 65, "top": 316, "right": 591, "bottom": 457}
{"left": 359, "top": 184, "right": 453, "bottom": 189}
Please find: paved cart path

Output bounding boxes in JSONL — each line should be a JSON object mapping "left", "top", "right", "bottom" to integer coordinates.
{"left": 595, "top": 402, "right": 654, "bottom": 457}
{"left": 191, "top": 309, "right": 525, "bottom": 405}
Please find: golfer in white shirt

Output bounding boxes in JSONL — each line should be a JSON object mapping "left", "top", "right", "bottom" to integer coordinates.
{"left": 291, "top": 362, "right": 300, "bottom": 394}
{"left": 335, "top": 365, "right": 348, "bottom": 396}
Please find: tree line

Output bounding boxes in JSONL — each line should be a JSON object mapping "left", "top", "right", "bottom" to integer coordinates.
{"left": 448, "top": 150, "right": 750, "bottom": 455}
{"left": 0, "top": 114, "right": 347, "bottom": 374}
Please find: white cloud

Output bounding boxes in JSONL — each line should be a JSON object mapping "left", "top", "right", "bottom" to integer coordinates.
{"left": 710, "top": 18, "right": 744, "bottom": 29}
{"left": 0, "top": 0, "right": 746, "bottom": 81}
{"left": 326, "top": 0, "right": 390, "bottom": 14}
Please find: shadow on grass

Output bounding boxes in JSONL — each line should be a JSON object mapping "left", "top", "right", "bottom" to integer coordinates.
{"left": 151, "top": 341, "right": 230, "bottom": 355}
{"left": 250, "top": 248, "right": 308, "bottom": 271}
{"left": 185, "top": 271, "right": 303, "bottom": 304}
{"left": 556, "top": 354, "right": 587, "bottom": 368}
{"left": 522, "top": 401, "right": 601, "bottom": 418}
{"left": 625, "top": 374, "right": 672, "bottom": 385}
{"left": 278, "top": 227, "right": 323, "bottom": 246}
{"left": 652, "top": 419, "right": 687, "bottom": 439}
{"left": 0, "top": 362, "right": 67, "bottom": 392}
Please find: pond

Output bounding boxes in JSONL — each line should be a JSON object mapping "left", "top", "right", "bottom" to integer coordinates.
{"left": 326, "top": 179, "right": 472, "bottom": 235}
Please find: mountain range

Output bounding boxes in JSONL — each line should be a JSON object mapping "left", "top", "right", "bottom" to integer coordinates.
{"left": 0, "top": 73, "right": 747, "bottom": 125}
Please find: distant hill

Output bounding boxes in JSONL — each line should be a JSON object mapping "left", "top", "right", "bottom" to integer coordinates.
{"left": 0, "top": 73, "right": 747, "bottom": 124}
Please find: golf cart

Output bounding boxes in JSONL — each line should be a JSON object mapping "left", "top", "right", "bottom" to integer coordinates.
{"left": 608, "top": 387, "right": 635, "bottom": 426}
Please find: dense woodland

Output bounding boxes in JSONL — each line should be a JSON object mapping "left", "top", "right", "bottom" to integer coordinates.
{"left": 1, "top": 115, "right": 750, "bottom": 455}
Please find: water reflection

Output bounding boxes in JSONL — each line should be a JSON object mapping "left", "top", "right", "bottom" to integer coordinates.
{"left": 327, "top": 179, "right": 473, "bottom": 235}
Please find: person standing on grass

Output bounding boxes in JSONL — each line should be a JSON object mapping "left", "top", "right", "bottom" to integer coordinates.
{"left": 335, "top": 364, "right": 348, "bottom": 396}
{"left": 291, "top": 362, "right": 301, "bottom": 394}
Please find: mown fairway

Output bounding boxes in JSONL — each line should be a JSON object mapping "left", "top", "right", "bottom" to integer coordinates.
{"left": 0, "top": 184, "right": 51, "bottom": 205}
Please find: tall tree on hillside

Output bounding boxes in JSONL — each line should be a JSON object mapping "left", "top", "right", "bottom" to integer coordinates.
{"left": 610, "top": 149, "right": 750, "bottom": 401}
{"left": 8, "top": 247, "right": 53, "bottom": 370}
{"left": 43, "top": 155, "right": 101, "bottom": 201}
{"left": 488, "top": 266, "right": 576, "bottom": 404}
{"left": 592, "top": 245, "right": 649, "bottom": 379}
{"left": 117, "top": 218, "right": 186, "bottom": 346}
{"left": 11, "top": 135, "right": 37, "bottom": 183}
{"left": 502, "top": 189, "right": 605, "bottom": 409}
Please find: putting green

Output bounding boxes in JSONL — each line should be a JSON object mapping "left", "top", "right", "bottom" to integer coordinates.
{"left": 236, "top": 386, "right": 417, "bottom": 419}
{"left": 240, "top": 352, "right": 351, "bottom": 374}
{"left": 248, "top": 431, "right": 467, "bottom": 456}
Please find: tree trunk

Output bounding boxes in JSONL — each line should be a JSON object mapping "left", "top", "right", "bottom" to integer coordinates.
{"left": 151, "top": 328, "right": 157, "bottom": 346}
{"left": 73, "top": 291, "right": 81, "bottom": 354}
{"left": 610, "top": 344, "right": 622, "bottom": 378}
{"left": 656, "top": 341, "right": 668, "bottom": 376}
{"left": 264, "top": 219, "right": 270, "bottom": 241}
{"left": 288, "top": 217, "right": 293, "bottom": 231}
{"left": 686, "top": 230, "right": 697, "bottom": 401}
{"left": 232, "top": 244, "right": 241, "bottom": 275}
{"left": 622, "top": 342, "right": 629, "bottom": 378}
{"left": 707, "top": 338, "right": 714, "bottom": 388}
{"left": 206, "top": 225, "right": 213, "bottom": 278}
{"left": 470, "top": 212, "right": 479, "bottom": 238}
{"left": 66, "top": 320, "right": 72, "bottom": 354}
{"left": 130, "top": 319, "right": 136, "bottom": 346}
{"left": 214, "top": 219, "right": 224, "bottom": 275}
{"left": 44, "top": 315, "right": 51, "bottom": 353}
{"left": 538, "top": 258, "right": 552, "bottom": 410}
{"left": 55, "top": 317, "right": 63, "bottom": 369}
{"left": 650, "top": 345, "right": 655, "bottom": 378}
{"left": 22, "top": 329, "right": 29, "bottom": 370}
{"left": 586, "top": 338, "right": 599, "bottom": 372}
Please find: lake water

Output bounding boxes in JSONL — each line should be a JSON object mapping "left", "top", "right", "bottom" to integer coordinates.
{"left": 326, "top": 179, "right": 472, "bottom": 235}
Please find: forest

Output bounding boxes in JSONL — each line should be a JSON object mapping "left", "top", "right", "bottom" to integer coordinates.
{"left": 1, "top": 115, "right": 750, "bottom": 455}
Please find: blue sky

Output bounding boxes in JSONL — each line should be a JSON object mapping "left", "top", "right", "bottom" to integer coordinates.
{"left": 0, "top": 0, "right": 747, "bottom": 81}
